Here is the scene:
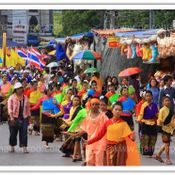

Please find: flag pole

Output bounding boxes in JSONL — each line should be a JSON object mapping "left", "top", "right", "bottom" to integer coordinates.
{"left": 2, "top": 33, "right": 7, "bottom": 67}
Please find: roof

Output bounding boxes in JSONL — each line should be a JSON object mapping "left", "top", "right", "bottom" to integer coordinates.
{"left": 92, "top": 28, "right": 136, "bottom": 37}
{"left": 55, "top": 32, "right": 93, "bottom": 43}
{"left": 115, "top": 29, "right": 159, "bottom": 38}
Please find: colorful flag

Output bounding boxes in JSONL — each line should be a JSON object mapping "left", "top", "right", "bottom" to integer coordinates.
{"left": 16, "top": 48, "right": 28, "bottom": 60}
{"left": 55, "top": 43, "right": 67, "bottom": 61}
{"left": 30, "top": 47, "right": 46, "bottom": 68}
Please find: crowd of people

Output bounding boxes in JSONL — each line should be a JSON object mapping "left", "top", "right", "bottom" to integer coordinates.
{"left": 0, "top": 62, "right": 175, "bottom": 166}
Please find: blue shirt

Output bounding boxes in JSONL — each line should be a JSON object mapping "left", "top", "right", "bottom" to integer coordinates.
{"left": 148, "top": 87, "right": 159, "bottom": 105}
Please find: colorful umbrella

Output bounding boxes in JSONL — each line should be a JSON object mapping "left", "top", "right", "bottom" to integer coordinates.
{"left": 84, "top": 67, "right": 98, "bottom": 74}
{"left": 46, "top": 62, "right": 59, "bottom": 68}
{"left": 92, "top": 51, "right": 102, "bottom": 60}
{"left": 118, "top": 67, "right": 142, "bottom": 77}
{"left": 72, "top": 50, "right": 101, "bottom": 61}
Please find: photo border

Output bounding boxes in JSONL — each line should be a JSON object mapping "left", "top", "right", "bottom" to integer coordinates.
{"left": 0, "top": 2, "right": 175, "bottom": 174}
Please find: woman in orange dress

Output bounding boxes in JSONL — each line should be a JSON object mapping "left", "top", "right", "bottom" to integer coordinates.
{"left": 87, "top": 102, "right": 141, "bottom": 166}
{"left": 74, "top": 98, "right": 108, "bottom": 166}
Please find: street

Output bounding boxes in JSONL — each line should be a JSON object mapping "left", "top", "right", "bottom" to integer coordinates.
{"left": 0, "top": 122, "right": 174, "bottom": 166}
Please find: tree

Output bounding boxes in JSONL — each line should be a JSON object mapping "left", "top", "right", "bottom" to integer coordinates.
{"left": 57, "top": 10, "right": 105, "bottom": 36}
{"left": 52, "top": 10, "right": 175, "bottom": 37}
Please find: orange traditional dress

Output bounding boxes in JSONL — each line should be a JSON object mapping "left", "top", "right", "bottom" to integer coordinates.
{"left": 88, "top": 118, "right": 141, "bottom": 166}
{"left": 80, "top": 111, "right": 108, "bottom": 166}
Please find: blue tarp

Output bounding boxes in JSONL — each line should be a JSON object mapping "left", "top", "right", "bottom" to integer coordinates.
{"left": 55, "top": 32, "right": 94, "bottom": 43}
{"left": 115, "top": 29, "right": 159, "bottom": 38}
{"left": 0, "top": 38, "right": 25, "bottom": 47}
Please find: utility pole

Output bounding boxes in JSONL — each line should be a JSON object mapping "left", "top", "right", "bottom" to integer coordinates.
{"left": 109, "top": 11, "right": 116, "bottom": 29}
{"left": 104, "top": 10, "right": 117, "bottom": 29}
{"left": 104, "top": 11, "right": 108, "bottom": 29}
{"left": 149, "top": 10, "right": 155, "bottom": 29}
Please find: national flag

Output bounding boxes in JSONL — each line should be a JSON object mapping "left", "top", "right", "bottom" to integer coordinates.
{"left": 16, "top": 48, "right": 28, "bottom": 60}
{"left": 27, "top": 48, "right": 41, "bottom": 68}
{"left": 30, "top": 47, "right": 46, "bottom": 68}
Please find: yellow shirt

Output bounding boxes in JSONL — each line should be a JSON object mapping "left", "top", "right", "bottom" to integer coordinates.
{"left": 107, "top": 122, "right": 132, "bottom": 142}
{"left": 138, "top": 102, "right": 157, "bottom": 125}
{"left": 157, "top": 106, "right": 174, "bottom": 134}
{"left": 29, "top": 90, "right": 42, "bottom": 105}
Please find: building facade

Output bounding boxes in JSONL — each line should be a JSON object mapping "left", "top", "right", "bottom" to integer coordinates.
{"left": 0, "top": 10, "right": 53, "bottom": 45}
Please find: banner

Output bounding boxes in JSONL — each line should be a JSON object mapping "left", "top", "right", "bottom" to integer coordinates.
{"left": 107, "top": 36, "right": 120, "bottom": 48}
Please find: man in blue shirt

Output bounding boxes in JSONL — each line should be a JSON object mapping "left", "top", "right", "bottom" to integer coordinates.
{"left": 159, "top": 75, "right": 175, "bottom": 112}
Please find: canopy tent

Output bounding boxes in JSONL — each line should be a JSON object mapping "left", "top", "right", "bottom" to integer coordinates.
{"left": 115, "top": 29, "right": 159, "bottom": 38}
{"left": 55, "top": 32, "right": 94, "bottom": 43}
{"left": 92, "top": 28, "right": 136, "bottom": 37}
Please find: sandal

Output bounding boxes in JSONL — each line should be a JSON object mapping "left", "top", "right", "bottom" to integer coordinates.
{"left": 154, "top": 155, "right": 164, "bottom": 163}
{"left": 72, "top": 158, "right": 82, "bottom": 162}
{"left": 165, "top": 159, "right": 173, "bottom": 165}
{"left": 62, "top": 154, "right": 71, "bottom": 158}
{"left": 23, "top": 150, "right": 29, "bottom": 154}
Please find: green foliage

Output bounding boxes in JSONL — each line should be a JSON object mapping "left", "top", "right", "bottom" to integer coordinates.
{"left": 52, "top": 10, "right": 175, "bottom": 37}
{"left": 53, "top": 11, "right": 63, "bottom": 36}
{"left": 117, "top": 10, "right": 175, "bottom": 29}
{"left": 55, "top": 10, "right": 104, "bottom": 36}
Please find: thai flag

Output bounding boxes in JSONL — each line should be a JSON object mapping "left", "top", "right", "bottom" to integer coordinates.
{"left": 16, "top": 48, "right": 28, "bottom": 60}
{"left": 27, "top": 47, "right": 46, "bottom": 70}
{"left": 27, "top": 48, "right": 42, "bottom": 69}
{"left": 30, "top": 47, "right": 46, "bottom": 68}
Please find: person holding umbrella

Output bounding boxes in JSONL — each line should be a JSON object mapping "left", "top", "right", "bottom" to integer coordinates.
{"left": 7, "top": 82, "right": 31, "bottom": 153}
{"left": 119, "top": 67, "right": 142, "bottom": 102}
{"left": 129, "top": 74, "right": 141, "bottom": 102}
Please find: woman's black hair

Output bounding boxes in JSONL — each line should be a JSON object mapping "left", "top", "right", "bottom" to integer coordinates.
{"left": 130, "top": 74, "right": 139, "bottom": 79}
{"left": 90, "top": 80, "right": 97, "bottom": 87}
{"left": 112, "top": 102, "right": 123, "bottom": 110}
{"left": 105, "top": 76, "right": 112, "bottom": 84}
{"left": 162, "top": 95, "right": 171, "bottom": 101}
{"left": 20, "top": 78, "right": 27, "bottom": 83}
{"left": 111, "top": 76, "right": 118, "bottom": 86}
{"left": 100, "top": 96, "right": 108, "bottom": 105}
{"left": 120, "top": 85, "right": 128, "bottom": 94}
{"left": 145, "top": 90, "right": 153, "bottom": 96}
{"left": 72, "top": 95, "right": 81, "bottom": 105}
{"left": 72, "top": 79, "right": 77, "bottom": 83}
{"left": 149, "top": 78, "right": 159, "bottom": 87}
{"left": 108, "top": 83, "right": 115, "bottom": 88}
{"left": 72, "top": 95, "right": 81, "bottom": 100}
{"left": 66, "top": 88, "right": 73, "bottom": 94}
{"left": 112, "top": 76, "right": 118, "bottom": 81}
{"left": 163, "top": 75, "right": 173, "bottom": 84}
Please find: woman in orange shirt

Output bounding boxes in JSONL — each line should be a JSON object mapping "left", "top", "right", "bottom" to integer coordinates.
{"left": 87, "top": 102, "right": 141, "bottom": 166}
{"left": 74, "top": 98, "right": 108, "bottom": 166}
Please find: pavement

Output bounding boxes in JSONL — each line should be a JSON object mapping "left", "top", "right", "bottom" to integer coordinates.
{"left": 0, "top": 122, "right": 175, "bottom": 166}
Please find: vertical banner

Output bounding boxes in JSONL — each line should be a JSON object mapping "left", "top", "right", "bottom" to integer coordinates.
{"left": 2, "top": 32, "right": 7, "bottom": 67}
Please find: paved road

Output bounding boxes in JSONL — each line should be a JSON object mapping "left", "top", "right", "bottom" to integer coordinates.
{"left": 0, "top": 122, "right": 175, "bottom": 166}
